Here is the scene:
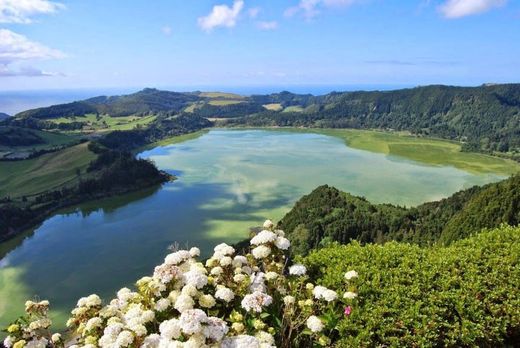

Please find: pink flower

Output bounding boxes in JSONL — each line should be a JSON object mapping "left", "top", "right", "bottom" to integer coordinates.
{"left": 344, "top": 306, "right": 352, "bottom": 316}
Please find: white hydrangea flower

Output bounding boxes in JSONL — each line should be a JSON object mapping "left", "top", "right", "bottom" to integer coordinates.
{"left": 198, "top": 294, "right": 216, "bottom": 308}
{"left": 241, "top": 291, "right": 273, "bottom": 313}
{"left": 289, "top": 264, "right": 307, "bottom": 276}
{"left": 179, "top": 309, "right": 207, "bottom": 335}
{"left": 345, "top": 270, "right": 358, "bottom": 280}
{"left": 274, "top": 236, "right": 290, "bottom": 250}
{"left": 155, "top": 298, "right": 170, "bottom": 312}
{"left": 164, "top": 250, "right": 191, "bottom": 265}
{"left": 232, "top": 255, "right": 248, "bottom": 267}
{"left": 25, "top": 338, "right": 48, "bottom": 348}
{"left": 263, "top": 219, "right": 274, "bottom": 229}
{"left": 174, "top": 294, "right": 194, "bottom": 312}
{"left": 283, "top": 295, "right": 295, "bottom": 306}
{"left": 51, "top": 333, "right": 61, "bottom": 343}
{"left": 115, "top": 330, "right": 134, "bottom": 347}
{"left": 85, "top": 317, "right": 103, "bottom": 331}
{"left": 203, "top": 317, "right": 229, "bottom": 341}
{"left": 210, "top": 266, "right": 224, "bottom": 276}
{"left": 159, "top": 319, "right": 181, "bottom": 340}
{"left": 322, "top": 289, "right": 338, "bottom": 302}
{"left": 130, "top": 323, "right": 147, "bottom": 336}
{"left": 233, "top": 273, "right": 247, "bottom": 282}
{"left": 215, "top": 286, "right": 235, "bottom": 302}
{"left": 249, "top": 272, "right": 267, "bottom": 293}
{"left": 3, "top": 336, "right": 14, "bottom": 348}
{"left": 183, "top": 269, "right": 208, "bottom": 289}
{"left": 77, "top": 294, "right": 102, "bottom": 308}
{"left": 220, "top": 256, "right": 233, "bottom": 267}
{"left": 306, "top": 315, "right": 324, "bottom": 333}
{"left": 250, "top": 230, "right": 277, "bottom": 245}
{"left": 265, "top": 272, "right": 278, "bottom": 281}
{"left": 103, "top": 322, "right": 124, "bottom": 340}
{"left": 255, "top": 330, "right": 275, "bottom": 345}
{"left": 222, "top": 335, "right": 261, "bottom": 348}
{"left": 141, "top": 334, "right": 160, "bottom": 348}
{"left": 312, "top": 285, "right": 327, "bottom": 299}
{"left": 189, "top": 247, "right": 200, "bottom": 257}
{"left": 252, "top": 245, "right": 271, "bottom": 259}
{"left": 343, "top": 291, "right": 358, "bottom": 299}
{"left": 213, "top": 243, "right": 235, "bottom": 258}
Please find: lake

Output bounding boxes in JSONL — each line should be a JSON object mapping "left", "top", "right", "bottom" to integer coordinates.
{"left": 0, "top": 129, "right": 505, "bottom": 331}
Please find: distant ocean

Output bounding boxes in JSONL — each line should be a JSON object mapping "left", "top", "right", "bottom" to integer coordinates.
{"left": 0, "top": 84, "right": 411, "bottom": 115}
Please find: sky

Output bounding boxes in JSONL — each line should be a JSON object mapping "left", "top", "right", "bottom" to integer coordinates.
{"left": 0, "top": 0, "right": 519, "bottom": 91}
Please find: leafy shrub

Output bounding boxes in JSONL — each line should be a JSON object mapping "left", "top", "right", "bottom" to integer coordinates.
{"left": 302, "top": 224, "right": 520, "bottom": 347}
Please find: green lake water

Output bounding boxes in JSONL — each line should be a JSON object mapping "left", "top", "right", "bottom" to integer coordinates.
{"left": 0, "top": 129, "right": 505, "bottom": 332}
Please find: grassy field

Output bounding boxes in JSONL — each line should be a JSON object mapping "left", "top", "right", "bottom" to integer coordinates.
{"left": 0, "top": 127, "right": 80, "bottom": 159}
{"left": 199, "top": 92, "right": 245, "bottom": 99}
{"left": 0, "top": 142, "right": 97, "bottom": 198}
{"left": 207, "top": 100, "right": 245, "bottom": 106}
{"left": 49, "top": 114, "right": 156, "bottom": 132}
{"left": 313, "top": 129, "right": 520, "bottom": 175}
{"left": 282, "top": 105, "right": 304, "bottom": 113}
{"left": 262, "top": 103, "right": 283, "bottom": 111}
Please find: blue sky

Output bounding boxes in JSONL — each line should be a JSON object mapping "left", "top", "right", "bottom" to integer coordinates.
{"left": 1, "top": 0, "right": 519, "bottom": 91}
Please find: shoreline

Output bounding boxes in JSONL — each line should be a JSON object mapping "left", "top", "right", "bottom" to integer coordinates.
{"left": 0, "top": 172, "right": 173, "bottom": 244}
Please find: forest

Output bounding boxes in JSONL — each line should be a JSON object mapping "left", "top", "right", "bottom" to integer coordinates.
{"left": 279, "top": 174, "right": 520, "bottom": 255}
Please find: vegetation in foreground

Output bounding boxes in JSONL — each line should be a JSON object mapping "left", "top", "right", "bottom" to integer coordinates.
{"left": 2, "top": 220, "right": 359, "bottom": 348}
{"left": 280, "top": 174, "right": 520, "bottom": 255}
{"left": 3, "top": 223, "right": 520, "bottom": 347}
{"left": 302, "top": 224, "right": 520, "bottom": 347}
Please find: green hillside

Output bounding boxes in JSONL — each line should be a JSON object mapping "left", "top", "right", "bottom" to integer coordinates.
{"left": 0, "top": 142, "right": 97, "bottom": 198}
{"left": 10, "top": 84, "right": 520, "bottom": 158}
{"left": 280, "top": 175, "right": 520, "bottom": 254}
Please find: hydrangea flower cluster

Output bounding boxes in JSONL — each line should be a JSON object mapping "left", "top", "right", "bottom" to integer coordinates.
{"left": 3, "top": 220, "right": 358, "bottom": 348}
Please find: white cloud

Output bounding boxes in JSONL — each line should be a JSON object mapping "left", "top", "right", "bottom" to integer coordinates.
{"left": 439, "top": 0, "right": 506, "bottom": 18}
{"left": 0, "top": 29, "right": 65, "bottom": 77}
{"left": 0, "top": 64, "right": 62, "bottom": 76}
{"left": 248, "top": 7, "right": 260, "bottom": 18}
{"left": 0, "top": 0, "right": 64, "bottom": 24}
{"left": 285, "top": 0, "right": 361, "bottom": 19}
{"left": 257, "top": 21, "right": 278, "bottom": 30}
{"left": 198, "top": 0, "right": 244, "bottom": 32}
{"left": 162, "top": 25, "right": 172, "bottom": 36}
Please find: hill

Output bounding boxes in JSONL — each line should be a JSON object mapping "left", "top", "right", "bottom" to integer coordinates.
{"left": 279, "top": 175, "right": 520, "bottom": 254}
{"left": 11, "top": 84, "right": 520, "bottom": 158}
{"left": 0, "top": 113, "right": 10, "bottom": 121}
{"left": 227, "top": 84, "right": 520, "bottom": 157}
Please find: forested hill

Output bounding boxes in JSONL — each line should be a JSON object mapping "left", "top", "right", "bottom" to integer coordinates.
{"left": 11, "top": 84, "right": 520, "bottom": 158}
{"left": 279, "top": 174, "right": 520, "bottom": 255}
{"left": 228, "top": 84, "right": 520, "bottom": 157}
{"left": 0, "top": 113, "right": 10, "bottom": 120}
{"left": 14, "top": 88, "right": 201, "bottom": 118}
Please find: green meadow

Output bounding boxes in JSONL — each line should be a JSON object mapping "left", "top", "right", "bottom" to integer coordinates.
{"left": 49, "top": 114, "right": 157, "bottom": 132}
{"left": 262, "top": 103, "right": 283, "bottom": 111}
{"left": 313, "top": 128, "right": 520, "bottom": 175}
{"left": 0, "top": 142, "right": 97, "bottom": 198}
{"left": 0, "top": 127, "right": 78, "bottom": 158}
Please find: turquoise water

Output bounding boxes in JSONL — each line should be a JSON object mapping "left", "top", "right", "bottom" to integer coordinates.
{"left": 0, "top": 129, "right": 503, "bottom": 331}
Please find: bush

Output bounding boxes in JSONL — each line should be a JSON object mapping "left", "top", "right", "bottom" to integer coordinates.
{"left": 302, "top": 224, "right": 520, "bottom": 347}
